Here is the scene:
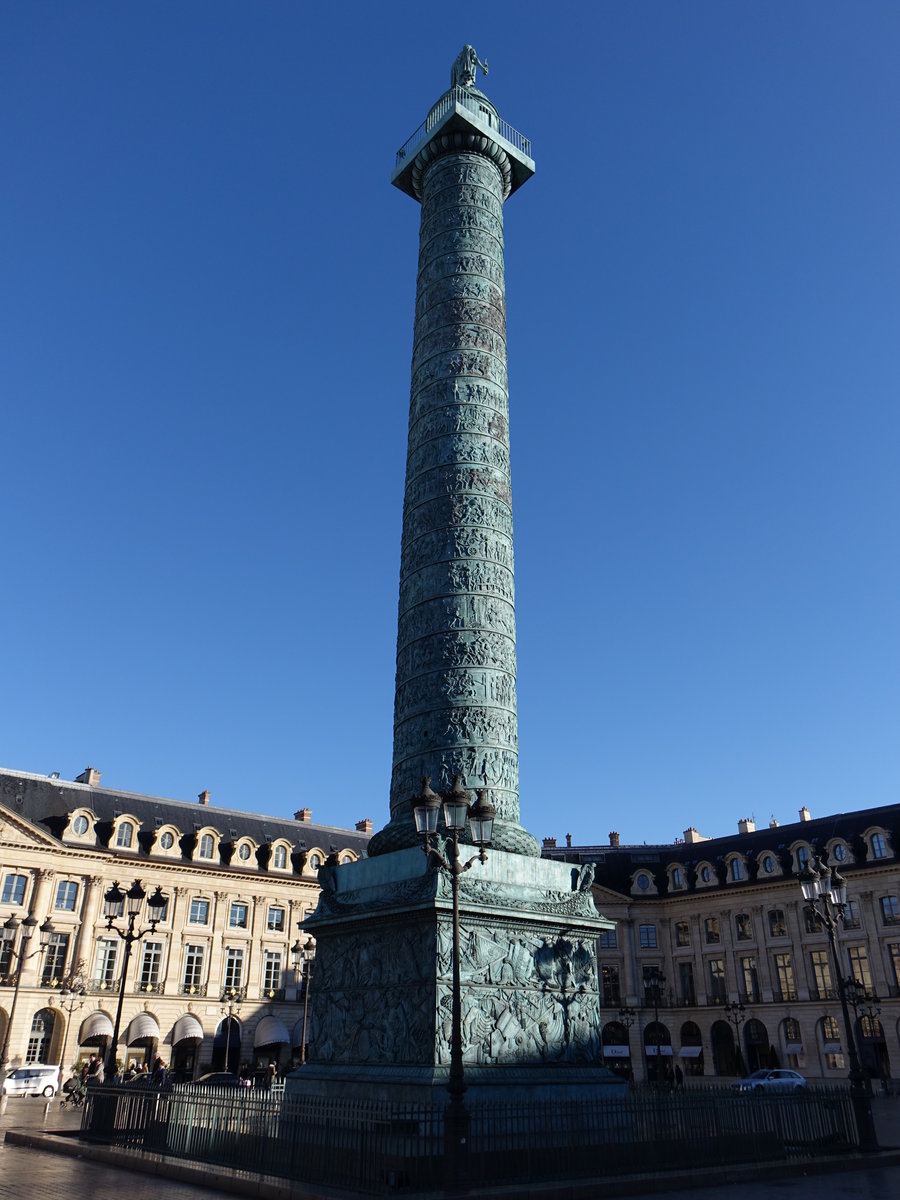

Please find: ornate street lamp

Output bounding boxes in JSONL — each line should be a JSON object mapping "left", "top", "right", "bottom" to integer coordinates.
{"left": 103, "top": 880, "right": 167, "bottom": 1078}
{"left": 800, "top": 860, "right": 877, "bottom": 1151}
{"left": 56, "top": 962, "right": 88, "bottom": 1078}
{"left": 220, "top": 986, "right": 244, "bottom": 1074}
{"left": 413, "top": 777, "right": 494, "bottom": 1193}
{"left": 0, "top": 915, "right": 55, "bottom": 1074}
{"left": 643, "top": 966, "right": 666, "bottom": 1084}
{"left": 291, "top": 935, "right": 315, "bottom": 1066}
{"left": 723, "top": 1000, "right": 747, "bottom": 1076}
{"left": 617, "top": 1005, "right": 637, "bottom": 1082}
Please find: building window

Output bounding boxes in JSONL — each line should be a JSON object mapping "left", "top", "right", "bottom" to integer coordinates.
{"left": 600, "top": 964, "right": 621, "bottom": 1007}
{"left": 598, "top": 929, "right": 617, "bottom": 949}
{"left": 762, "top": 854, "right": 776, "bottom": 874}
{"left": 833, "top": 842, "right": 847, "bottom": 862}
{"left": 1, "top": 875, "right": 27, "bottom": 905}
{"left": 160, "top": 831, "right": 175, "bottom": 850}
{"left": 189, "top": 898, "right": 210, "bottom": 925}
{"left": 822, "top": 1015, "right": 844, "bottom": 1069}
{"left": 888, "top": 944, "right": 900, "bottom": 993}
{"left": 273, "top": 845, "right": 287, "bottom": 869}
{"left": 678, "top": 961, "right": 696, "bottom": 1005}
{"left": 879, "top": 896, "right": 900, "bottom": 926}
{"left": 41, "top": 933, "right": 69, "bottom": 986}
{"left": 25, "top": 1010, "right": 53, "bottom": 1064}
{"left": 263, "top": 951, "right": 283, "bottom": 994}
{"left": 266, "top": 907, "right": 285, "bottom": 933}
{"left": 116, "top": 822, "right": 135, "bottom": 848}
{"left": 809, "top": 949, "right": 833, "bottom": 998}
{"left": 734, "top": 913, "right": 752, "bottom": 941}
{"left": 139, "top": 942, "right": 163, "bottom": 990}
{"left": 0, "top": 940, "right": 12, "bottom": 980}
{"left": 843, "top": 900, "right": 861, "bottom": 930}
{"left": 671, "top": 867, "right": 684, "bottom": 889}
{"left": 183, "top": 944, "right": 205, "bottom": 994}
{"left": 675, "top": 921, "right": 690, "bottom": 947}
{"left": 803, "top": 907, "right": 823, "bottom": 933}
{"left": 93, "top": 939, "right": 118, "bottom": 988}
{"left": 773, "top": 953, "right": 796, "bottom": 1001}
{"left": 54, "top": 881, "right": 78, "bottom": 911}
{"left": 704, "top": 917, "right": 720, "bottom": 944}
{"left": 768, "top": 909, "right": 787, "bottom": 938}
{"left": 238, "top": 843, "right": 252, "bottom": 862}
{"left": 730, "top": 858, "right": 744, "bottom": 882}
{"left": 636, "top": 873, "right": 651, "bottom": 891}
{"left": 229, "top": 903, "right": 249, "bottom": 930}
{"left": 198, "top": 833, "right": 215, "bottom": 859}
{"left": 871, "top": 833, "right": 888, "bottom": 860}
{"left": 639, "top": 924, "right": 657, "bottom": 949}
{"left": 308, "top": 853, "right": 321, "bottom": 871}
{"left": 784, "top": 1016, "right": 802, "bottom": 1044}
{"left": 707, "top": 959, "right": 726, "bottom": 1003}
{"left": 739, "top": 956, "right": 760, "bottom": 1002}
{"left": 846, "top": 946, "right": 872, "bottom": 991}
{"left": 73, "top": 815, "right": 89, "bottom": 835}
{"left": 700, "top": 865, "right": 712, "bottom": 883}
{"left": 796, "top": 845, "right": 811, "bottom": 871}
{"left": 224, "top": 947, "right": 244, "bottom": 990}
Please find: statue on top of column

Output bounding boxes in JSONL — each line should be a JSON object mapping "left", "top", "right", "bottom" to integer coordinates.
{"left": 451, "top": 45, "right": 488, "bottom": 89}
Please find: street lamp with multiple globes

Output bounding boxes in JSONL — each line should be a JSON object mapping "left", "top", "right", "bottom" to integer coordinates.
{"left": 220, "top": 986, "right": 244, "bottom": 1074}
{"left": 290, "top": 935, "right": 315, "bottom": 1066}
{"left": 617, "top": 1005, "right": 637, "bottom": 1081}
{"left": 800, "top": 859, "right": 878, "bottom": 1151}
{"left": 0, "top": 915, "right": 55, "bottom": 1073}
{"left": 722, "top": 1000, "right": 747, "bottom": 1076}
{"left": 642, "top": 965, "right": 666, "bottom": 1083}
{"left": 56, "top": 963, "right": 88, "bottom": 1078}
{"left": 102, "top": 880, "right": 168, "bottom": 1078}
{"left": 413, "top": 777, "right": 495, "bottom": 1193}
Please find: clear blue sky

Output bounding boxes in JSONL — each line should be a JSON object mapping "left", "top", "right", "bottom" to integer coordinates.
{"left": 2, "top": 3, "right": 898, "bottom": 846}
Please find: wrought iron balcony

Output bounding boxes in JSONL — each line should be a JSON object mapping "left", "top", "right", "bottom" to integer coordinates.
{"left": 181, "top": 982, "right": 207, "bottom": 997}
{"left": 262, "top": 987, "right": 286, "bottom": 1002}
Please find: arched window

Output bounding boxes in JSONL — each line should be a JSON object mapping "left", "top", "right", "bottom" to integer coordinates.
{"left": 198, "top": 834, "right": 214, "bottom": 859}
{"left": 116, "top": 823, "right": 134, "bottom": 848}
{"left": 273, "top": 845, "right": 287, "bottom": 870}
{"left": 729, "top": 857, "right": 744, "bottom": 882}
{"left": 872, "top": 833, "right": 888, "bottom": 860}
{"left": 25, "top": 1010, "right": 54, "bottom": 1064}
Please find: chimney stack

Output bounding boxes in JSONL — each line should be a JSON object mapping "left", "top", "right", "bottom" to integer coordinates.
{"left": 609, "top": 831, "right": 620, "bottom": 848}
{"left": 799, "top": 806, "right": 811, "bottom": 822}
{"left": 75, "top": 767, "right": 102, "bottom": 787}
{"left": 198, "top": 789, "right": 211, "bottom": 806}
{"left": 295, "top": 807, "right": 313, "bottom": 823}
{"left": 356, "top": 818, "right": 373, "bottom": 834}
{"left": 684, "top": 827, "right": 710, "bottom": 844}
{"left": 542, "top": 836, "right": 557, "bottom": 849}
{"left": 738, "top": 817, "right": 756, "bottom": 834}
{"left": 565, "top": 833, "right": 572, "bottom": 848}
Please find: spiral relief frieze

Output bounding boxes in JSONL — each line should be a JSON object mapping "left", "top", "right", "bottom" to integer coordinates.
{"left": 368, "top": 141, "right": 539, "bottom": 859}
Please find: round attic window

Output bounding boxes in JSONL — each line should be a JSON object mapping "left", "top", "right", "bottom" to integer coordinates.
{"left": 73, "top": 815, "right": 89, "bottom": 835}
{"left": 160, "top": 831, "right": 174, "bottom": 850}
{"left": 833, "top": 843, "right": 846, "bottom": 862}
{"left": 763, "top": 855, "right": 776, "bottom": 874}
{"left": 700, "top": 865, "right": 711, "bottom": 883}
{"left": 637, "top": 874, "right": 650, "bottom": 890}
{"left": 238, "top": 843, "right": 251, "bottom": 861}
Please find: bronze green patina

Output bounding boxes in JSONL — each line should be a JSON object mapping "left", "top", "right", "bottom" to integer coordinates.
{"left": 369, "top": 56, "right": 539, "bottom": 858}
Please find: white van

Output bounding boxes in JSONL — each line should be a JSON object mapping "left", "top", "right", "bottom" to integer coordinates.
{"left": 2, "top": 1064, "right": 61, "bottom": 1097}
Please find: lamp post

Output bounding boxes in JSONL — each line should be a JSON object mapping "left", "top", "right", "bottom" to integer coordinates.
{"left": 0, "top": 915, "right": 55, "bottom": 1074}
{"left": 800, "top": 860, "right": 877, "bottom": 1151}
{"left": 290, "top": 935, "right": 315, "bottom": 1066}
{"left": 844, "top": 979, "right": 882, "bottom": 1084}
{"left": 617, "top": 1005, "right": 637, "bottom": 1082}
{"left": 57, "top": 963, "right": 87, "bottom": 1078}
{"left": 643, "top": 966, "right": 666, "bottom": 1084}
{"left": 220, "top": 986, "right": 244, "bottom": 1074}
{"left": 103, "top": 880, "right": 167, "bottom": 1079}
{"left": 413, "top": 777, "right": 494, "bottom": 1194}
{"left": 723, "top": 1000, "right": 746, "bottom": 1077}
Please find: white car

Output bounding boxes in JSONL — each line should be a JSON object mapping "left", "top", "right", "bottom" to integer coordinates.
{"left": 2, "top": 1064, "right": 61, "bottom": 1097}
{"left": 731, "top": 1068, "right": 807, "bottom": 1093}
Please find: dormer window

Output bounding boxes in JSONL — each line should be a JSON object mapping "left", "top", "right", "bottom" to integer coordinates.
{"left": 73, "top": 815, "right": 89, "bottom": 835}
{"left": 160, "top": 832, "right": 174, "bottom": 850}
{"left": 116, "top": 822, "right": 135, "bottom": 848}
{"left": 198, "top": 834, "right": 214, "bottom": 859}
{"left": 872, "top": 833, "right": 888, "bottom": 860}
{"left": 671, "top": 867, "right": 684, "bottom": 890}
{"left": 272, "top": 845, "right": 287, "bottom": 870}
{"left": 796, "top": 845, "right": 811, "bottom": 872}
{"left": 833, "top": 842, "right": 847, "bottom": 862}
{"left": 729, "top": 857, "right": 744, "bottom": 882}
{"left": 237, "top": 843, "right": 252, "bottom": 862}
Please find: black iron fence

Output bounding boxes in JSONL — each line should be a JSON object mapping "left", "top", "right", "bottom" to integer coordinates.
{"left": 80, "top": 1082, "right": 859, "bottom": 1195}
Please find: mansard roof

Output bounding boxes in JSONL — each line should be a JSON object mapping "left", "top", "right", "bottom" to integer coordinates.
{"left": 0, "top": 766, "right": 370, "bottom": 871}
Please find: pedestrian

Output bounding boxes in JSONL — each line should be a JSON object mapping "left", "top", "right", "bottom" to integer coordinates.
{"left": 151, "top": 1055, "right": 167, "bottom": 1087}
{"left": 674, "top": 1063, "right": 684, "bottom": 1090}
{"left": 267, "top": 1061, "right": 277, "bottom": 1089}
{"left": 86, "top": 1053, "right": 104, "bottom": 1085}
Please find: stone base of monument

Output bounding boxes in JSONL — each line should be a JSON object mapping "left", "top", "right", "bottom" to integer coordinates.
{"left": 284, "top": 847, "right": 626, "bottom": 1104}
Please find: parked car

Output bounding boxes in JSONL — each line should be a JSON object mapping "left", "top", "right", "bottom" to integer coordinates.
{"left": 731, "top": 1069, "right": 807, "bottom": 1093}
{"left": 189, "top": 1072, "right": 245, "bottom": 1088}
{"left": 2, "top": 1064, "right": 61, "bottom": 1098}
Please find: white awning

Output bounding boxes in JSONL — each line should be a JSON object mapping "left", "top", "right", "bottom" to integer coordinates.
{"left": 679, "top": 1046, "right": 703, "bottom": 1058}
{"left": 172, "top": 1015, "right": 204, "bottom": 1044}
{"left": 254, "top": 1015, "right": 291, "bottom": 1048}
{"left": 823, "top": 1041, "right": 842, "bottom": 1054}
{"left": 645, "top": 1045, "right": 674, "bottom": 1056}
{"left": 603, "top": 1045, "right": 630, "bottom": 1058}
{"left": 79, "top": 1011, "right": 114, "bottom": 1041}
{"left": 785, "top": 1042, "right": 803, "bottom": 1054}
{"left": 126, "top": 1013, "right": 160, "bottom": 1043}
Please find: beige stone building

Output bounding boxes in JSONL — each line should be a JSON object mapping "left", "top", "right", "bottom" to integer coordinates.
{"left": 543, "top": 804, "right": 900, "bottom": 1086}
{"left": 0, "top": 765, "right": 370, "bottom": 1082}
